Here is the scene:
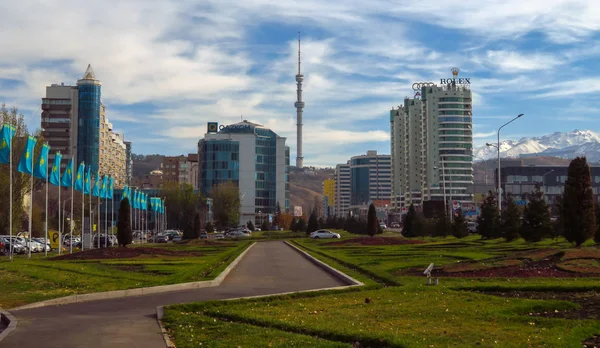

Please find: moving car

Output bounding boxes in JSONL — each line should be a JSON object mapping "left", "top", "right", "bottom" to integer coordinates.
{"left": 309, "top": 230, "right": 341, "bottom": 239}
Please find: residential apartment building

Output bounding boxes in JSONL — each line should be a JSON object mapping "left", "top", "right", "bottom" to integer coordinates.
{"left": 334, "top": 163, "right": 350, "bottom": 218}
{"left": 198, "top": 120, "right": 290, "bottom": 226}
{"left": 390, "top": 72, "right": 473, "bottom": 211}
{"left": 40, "top": 65, "right": 128, "bottom": 187}
{"left": 322, "top": 179, "right": 335, "bottom": 217}
{"left": 161, "top": 154, "right": 199, "bottom": 189}
{"left": 348, "top": 150, "right": 392, "bottom": 215}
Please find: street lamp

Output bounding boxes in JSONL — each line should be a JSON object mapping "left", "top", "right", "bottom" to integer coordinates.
{"left": 488, "top": 113, "right": 524, "bottom": 215}
{"left": 541, "top": 169, "right": 554, "bottom": 197}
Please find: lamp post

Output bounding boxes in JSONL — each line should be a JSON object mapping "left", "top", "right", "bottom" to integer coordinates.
{"left": 541, "top": 169, "right": 554, "bottom": 200}
{"left": 62, "top": 197, "right": 73, "bottom": 251}
{"left": 488, "top": 113, "right": 524, "bottom": 215}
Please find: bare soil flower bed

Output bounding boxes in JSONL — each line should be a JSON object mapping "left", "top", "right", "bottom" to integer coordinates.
{"left": 325, "top": 237, "right": 425, "bottom": 246}
{"left": 51, "top": 247, "right": 202, "bottom": 260}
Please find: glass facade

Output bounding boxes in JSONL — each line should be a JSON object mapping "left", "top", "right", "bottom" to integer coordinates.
{"left": 77, "top": 84, "right": 101, "bottom": 172}
{"left": 254, "top": 128, "right": 277, "bottom": 214}
{"left": 199, "top": 140, "right": 240, "bottom": 196}
{"left": 350, "top": 166, "right": 370, "bottom": 205}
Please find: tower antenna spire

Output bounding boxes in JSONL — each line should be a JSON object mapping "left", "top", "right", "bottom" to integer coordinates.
{"left": 294, "top": 31, "right": 305, "bottom": 168}
{"left": 298, "top": 31, "right": 301, "bottom": 75}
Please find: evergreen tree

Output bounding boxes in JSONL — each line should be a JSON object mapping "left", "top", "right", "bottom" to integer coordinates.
{"left": 246, "top": 220, "right": 255, "bottom": 231}
{"left": 296, "top": 217, "right": 307, "bottom": 232}
{"left": 552, "top": 196, "right": 564, "bottom": 239}
{"left": 307, "top": 211, "right": 319, "bottom": 234}
{"left": 452, "top": 209, "right": 469, "bottom": 238}
{"left": 521, "top": 189, "right": 552, "bottom": 242}
{"left": 193, "top": 212, "right": 201, "bottom": 239}
{"left": 117, "top": 198, "right": 133, "bottom": 247}
{"left": 563, "top": 157, "right": 597, "bottom": 246}
{"left": 402, "top": 204, "right": 416, "bottom": 237}
{"left": 434, "top": 209, "right": 450, "bottom": 237}
{"left": 318, "top": 217, "right": 325, "bottom": 230}
{"left": 205, "top": 221, "right": 214, "bottom": 233}
{"left": 261, "top": 220, "right": 269, "bottom": 232}
{"left": 290, "top": 218, "right": 298, "bottom": 232}
{"left": 596, "top": 204, "right": 600, "bottom": 244}
{"left": 367, "top": 203, "right": 378, "bottom": 237}
{"left": 476, "top": 192, "right": 500, "bottom": 239}
{"left": 501, "top": 195, "right": 522, "bottom": 241}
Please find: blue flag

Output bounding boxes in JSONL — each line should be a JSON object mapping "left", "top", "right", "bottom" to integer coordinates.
{"left": 61, "top": 158, "right": 74, "bottom": 187}
{"left": 0, "top": 123, "right": 15, "bottom": 164}
{"left": 108, "top": 177, "right": 114, "bottom": 199}
{"left": 33, "top": 143, "right": 50, "bottom": 180}
{"left": 122, "top": 185, "right": 129, "bottom": 201}
{"left": 92, "top": 174, "right": 100, "bottom": 197}
{"left": 74, "top": 162, "right": 85, "bottom": 192}
{"left": 49, "top": 152, "right": 62, "bottom": 186}
{"left": 84, "top": 168, "right": 91, "bottom": 195}
{"left": 142, "top": 194, "right": 147, "bottom": 211}
{"left": 100, "top": 175, "right": 108, "bottom": 198}
{"left": 150, "top": 197, "right": 156, "bottom": 211}
{"left": 17, "top": 136, "right": 37, "bottom": 175}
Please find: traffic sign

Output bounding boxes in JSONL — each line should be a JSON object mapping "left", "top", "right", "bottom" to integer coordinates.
{"left": 49, "top": 231, "right": 60, "bottom": 249}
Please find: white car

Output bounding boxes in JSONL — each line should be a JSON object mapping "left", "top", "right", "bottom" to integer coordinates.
{"left": 309, "top": 230, "right": 341, "bottom": 239}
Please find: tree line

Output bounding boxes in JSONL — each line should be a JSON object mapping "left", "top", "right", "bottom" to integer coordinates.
{"left": 402, "top": 157, "right": 600, "bottom": 246}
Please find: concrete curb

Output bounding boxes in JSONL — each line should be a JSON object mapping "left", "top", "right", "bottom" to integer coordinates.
{"left": 284, "top": 241, "right": 364, "bottom": 286}
{"left": 0, "top": 308, "right": 17, "bottom": 343}
{"left": 10, "top": 242, "right": 256, "bottom": 312}
{"left": 156, "top": 306, "right": 176, "bottom": 348}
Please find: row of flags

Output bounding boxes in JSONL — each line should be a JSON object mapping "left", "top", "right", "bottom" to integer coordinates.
{"left": 121, "top": 186, "right": 164, "bottom": 212}
{"left": 0, "top": 123, "right": 165, "bottom": 210}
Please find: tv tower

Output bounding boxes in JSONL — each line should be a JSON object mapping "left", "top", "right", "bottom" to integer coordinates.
{"left": 294, "top": 32, "right": 305, "bottom": 168}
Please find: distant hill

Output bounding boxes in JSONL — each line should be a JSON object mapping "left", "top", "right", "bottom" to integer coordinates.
{"left": 289, "top": 167, "right": 335, "bottom": 215}
{"left": 132, "top": 154, "right": 164, "bottom": 178}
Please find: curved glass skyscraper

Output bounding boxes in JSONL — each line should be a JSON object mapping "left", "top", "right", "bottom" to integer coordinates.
{"left": 76, "top": 65, "right": 102, "bottom": 172}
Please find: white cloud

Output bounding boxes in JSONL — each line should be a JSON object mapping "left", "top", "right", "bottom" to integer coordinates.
{"left": 475, "top": 50, "right": 564, "bottom": 72}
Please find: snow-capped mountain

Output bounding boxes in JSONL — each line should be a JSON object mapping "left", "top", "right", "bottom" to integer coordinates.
{"left": 473, "top": 130, "right": 600, "bottom": 161}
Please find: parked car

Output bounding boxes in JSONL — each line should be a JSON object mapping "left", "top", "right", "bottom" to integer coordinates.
{"left": 226, "top": 231, "right": 249, "bottom": 239}
{"left": 214, "top": 233, "right": 225, "bottom": 240}
{"left": 390, "top": 223, "right": 400, "bottom": 228}
{"left": 149, "top": 235, "right": 168, "bottom": 243}
{"left": 309, "top": 230, "right": 341, "bottom": 239}
{"left": 200, "top": 232, "right": 208, "bottom": 239}
{"left": 380, "top": 223, "right": 387, "bottom": 230}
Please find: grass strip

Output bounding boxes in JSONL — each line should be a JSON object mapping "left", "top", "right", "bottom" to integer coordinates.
{"left": 291, "top": 240, "right": 401, "bottom": 286}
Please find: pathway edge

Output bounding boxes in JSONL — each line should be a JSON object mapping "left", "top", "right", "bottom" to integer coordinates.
{"left": 9, "top": 242, "right": 256, "bottom": 312}
{"left": 156, "top": 306, "right": 176, "bottom": 348}
{"left": 0, "top": 308, "right": 17, "bottom": 343}
{"left": 284, "top": 241, "right": 364, "bottom": 286}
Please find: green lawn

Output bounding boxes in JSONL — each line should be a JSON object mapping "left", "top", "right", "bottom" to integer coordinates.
{"left": 0, "top": 240, "right": 251, "bottom": 309}
{"left": 164, "top": 236, "right": 600, "bottom": 347}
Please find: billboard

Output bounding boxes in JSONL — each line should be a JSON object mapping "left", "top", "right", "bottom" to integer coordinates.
{"left": 293, "top": 206, "right": 303, "bottom": 217}
{"left": 461, "top": 203, "right": 479, "bottom": 217}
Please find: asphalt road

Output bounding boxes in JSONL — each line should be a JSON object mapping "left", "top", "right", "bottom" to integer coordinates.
{"left": 1, "top": 241, "right": 347, "bottom": 348}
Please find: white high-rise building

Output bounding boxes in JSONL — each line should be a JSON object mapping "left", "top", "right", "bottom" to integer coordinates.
{"left": 391, "top": 71, "right": 473, "bottom": 211}
{"left": 334, "top": 163, "right": 350, "bottom": 217}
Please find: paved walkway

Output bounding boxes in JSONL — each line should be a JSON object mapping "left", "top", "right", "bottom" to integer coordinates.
{"left": 1, "top": 241, "right": 347, "bottom": 348}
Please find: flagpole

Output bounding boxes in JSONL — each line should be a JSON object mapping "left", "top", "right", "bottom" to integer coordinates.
{"left": 97, "top": 194, "right": 100, "bottom": 248}
{"left": 58, "top": 180, "right": 62, "bottom": 255}
{"left": 70, "top": 166, "right": 74, "bottom": 254}
{"left": 28, "top": 167, "right": 33, "bottom": 260}
{"left": 89, "top": 184, "right": 92, "bottom": 250}
{"left": 45, "top": 156, "right": 48, "bottom": 257}
{"left": 104, "top": 195, "right": 107, "bottom": 248}
{"left": 111, "top": 189, "right": 114, "bottom": 248}
{"left": 81, "top": 182, "right": 84, "bottom": 252}
{"left": 9, "top": 126, "right": 13, "bottom": 261}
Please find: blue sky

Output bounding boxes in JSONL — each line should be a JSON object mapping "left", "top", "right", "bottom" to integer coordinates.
{"left": 1, "top": 0, "right": 600, "bottom": 167}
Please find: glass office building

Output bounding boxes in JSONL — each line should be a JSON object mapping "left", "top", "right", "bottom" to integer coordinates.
{"left": 76, "top": 65, "right": 102, "bottom": 172}
{"left": 198, "top": 121, "right": 289, "bottom": 226}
